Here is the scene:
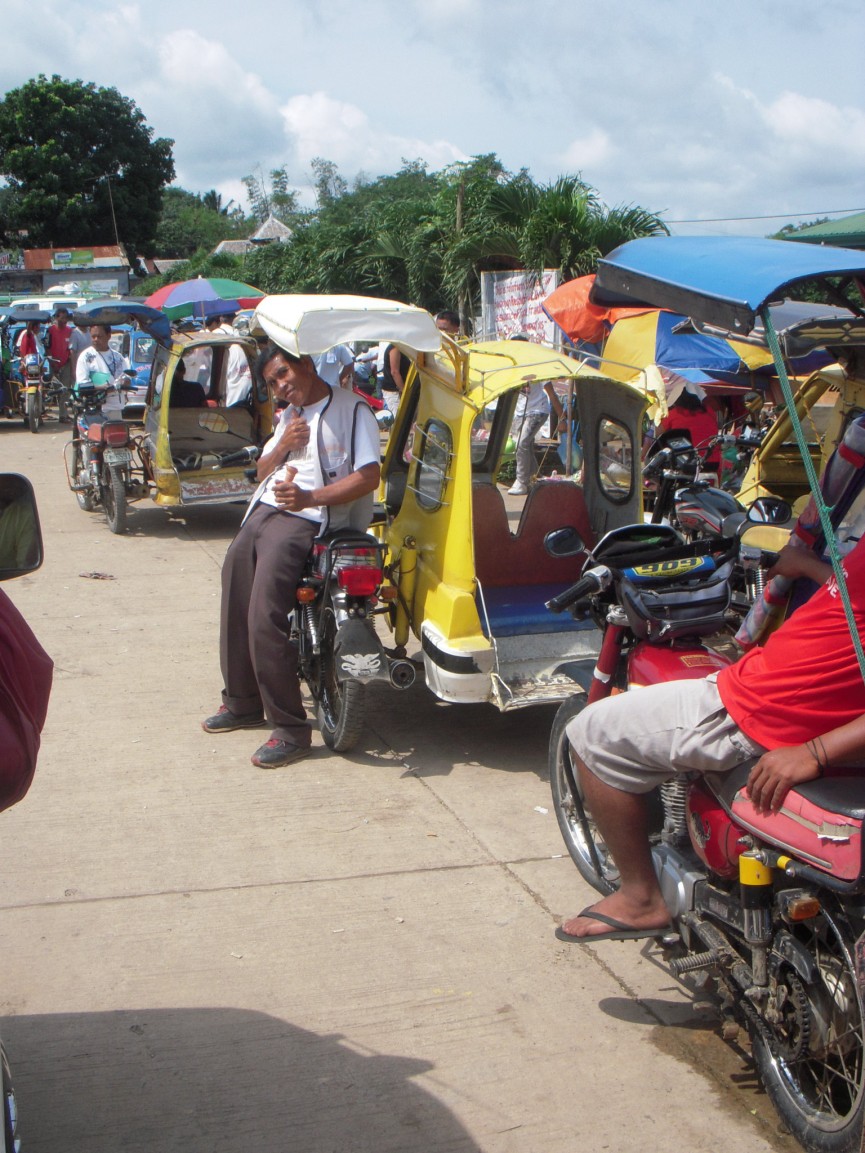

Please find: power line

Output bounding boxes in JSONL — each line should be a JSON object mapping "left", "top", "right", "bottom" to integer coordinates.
{"left": 666, "top": 208, "right": 865, "bottom": 224}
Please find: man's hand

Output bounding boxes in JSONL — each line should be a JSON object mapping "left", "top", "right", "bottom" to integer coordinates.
{"left": 273, "top": 467, "right": 312, "bottom": 512}
{"left": 278, "top": 412, "right": 310, "bottom": 455}
{"left": 746, "top": 744, "right": 820, "bottom": 814}
{"left": 766, "top": 543, "right": 831, "bottom": 586}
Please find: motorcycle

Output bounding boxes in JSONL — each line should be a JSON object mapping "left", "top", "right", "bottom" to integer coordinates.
{"left": 64, "top": 377, "right": 144, "bottom": 534}
{"left": 644, "top": 429, "right": 793, "bottom": 618}
{"left": 546, "top": 523, "right": 865, "bottom": 1152}
{"left": 215, "top": 446, "right": 416, "bottom": 753}
{"left": 15, "top": 353, "right": 68, "bottom": 433}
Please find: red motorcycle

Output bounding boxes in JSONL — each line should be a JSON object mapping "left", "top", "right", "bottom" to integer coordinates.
{"left": 546, "top": 522, "right": 865, "bottom": 1153}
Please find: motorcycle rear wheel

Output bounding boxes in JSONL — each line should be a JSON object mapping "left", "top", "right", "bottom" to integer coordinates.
{"left": 749, "top": 903, "right": 865, "bottom": 1153}
{"left": 549, "top": 695, "right": 619, "bottom": 895}
{"left": 315, "top": 604, "right": 366, "bottom": 753}
{"left": 101, "top": 464, "right": 128, "bottom": 534}
{"left": 26, "top": 390, "right": 41, "bottom": 433}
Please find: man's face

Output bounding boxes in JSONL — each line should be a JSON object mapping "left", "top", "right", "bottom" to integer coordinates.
{"left": 90, "top": 326, "right": 111, "bottom": 351}
{"left": 436, "top": 317, "right": 459, "bottom": 336}
{"left": 54, "top": 310, "right": 69, "bottom": 326}
{"left": 263, "top": 353, "right": 317, "bottom": 409}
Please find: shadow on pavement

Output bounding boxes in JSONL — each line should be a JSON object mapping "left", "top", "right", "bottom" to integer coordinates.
{"left": 4, "top": 1007, "right": 481, "bottom": 1152}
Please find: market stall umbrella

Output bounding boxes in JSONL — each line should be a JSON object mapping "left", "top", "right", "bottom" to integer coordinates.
{"left": 144, "top": 277, "right": 264, "bottom": 321}
{"left": 599, "top": 308, "right": 775, "bottom": 387}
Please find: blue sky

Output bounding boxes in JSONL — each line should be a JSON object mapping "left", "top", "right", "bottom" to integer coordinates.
{"left": 4, "top": 0, "right": 864, "bottom": 236}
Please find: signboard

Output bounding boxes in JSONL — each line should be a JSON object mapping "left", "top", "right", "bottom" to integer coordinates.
{"left": 51, "top": 250, "right": 94, "bottom": 269}
{"left": 0, "top": 249, "right": 24, "bottom": 271}
{"left": 480, "top": 269, "right": 560, "bottom": 344}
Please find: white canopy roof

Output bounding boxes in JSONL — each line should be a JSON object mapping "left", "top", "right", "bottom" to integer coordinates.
{"left": 254, "top": 294, "right": 442, "bottom": 356}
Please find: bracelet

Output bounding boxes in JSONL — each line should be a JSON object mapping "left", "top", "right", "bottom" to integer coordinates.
{"left": 806, "top": 739, "right": 827, "bottom": 777}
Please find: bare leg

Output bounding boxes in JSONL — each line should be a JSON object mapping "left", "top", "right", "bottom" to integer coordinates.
{"left": 560, "top": 751, "right": 671, "bottom": 938}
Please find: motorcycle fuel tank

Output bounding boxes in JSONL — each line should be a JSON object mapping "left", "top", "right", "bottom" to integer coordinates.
{"left": 628, "top": 642, "right": 731, "bottom": 687}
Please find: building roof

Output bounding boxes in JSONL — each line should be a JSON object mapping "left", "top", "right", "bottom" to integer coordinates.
{"left": 214, "top": 238, "right": 255, "bottom": 256}
{"left": 23, "top": 245, "right": 129, "bottom": 270}
{"left": 251, "top": 213, "right": 292, "bottom": 243}
{"left": 788, "top": 212, "right": 865, "bottom": 249}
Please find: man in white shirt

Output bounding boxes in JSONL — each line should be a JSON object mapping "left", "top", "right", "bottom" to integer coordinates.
{"left": 202, "top": 345, "right": 381, "bottom": 768}
{"left": 74, "top": 325, "right": 130, "bottom": 416}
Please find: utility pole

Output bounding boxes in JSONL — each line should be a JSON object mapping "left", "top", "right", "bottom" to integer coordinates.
{"left": 104, "top": 174, "right": 121, "bottom": 249}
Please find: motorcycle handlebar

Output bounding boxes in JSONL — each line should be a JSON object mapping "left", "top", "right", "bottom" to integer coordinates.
{"left": 212, "top": 445, "right": 261, "bottom": 470}
{"left": 546, "top": 565, "right": 612, "bottom": 613}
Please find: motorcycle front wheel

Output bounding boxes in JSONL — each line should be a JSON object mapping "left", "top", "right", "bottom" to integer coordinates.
{"left": 749, "top": 902, "right": 865, "bottom": 1153}
{"left": 549, "top": 695, "right": 619, "bottom": 895}
{"left": 101, "top": 464, "right": 128, "bottom": 534}
{"left": 26, "top": 390, "right": 41, "bottom": 433}
{"left": 314, "top": 604, "right": 366, "bottom": 752}
{"left": 72, "top": 441, "right": 96, "bottom": 512}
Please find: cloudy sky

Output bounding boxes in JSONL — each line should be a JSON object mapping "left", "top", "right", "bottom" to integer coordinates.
{"left": 3, "top": 0, "right": 864, "bottom": 236}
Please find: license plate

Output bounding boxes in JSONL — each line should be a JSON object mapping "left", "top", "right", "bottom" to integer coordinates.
{"left": 104, "top": 448, "right": 132, "bottom": 465}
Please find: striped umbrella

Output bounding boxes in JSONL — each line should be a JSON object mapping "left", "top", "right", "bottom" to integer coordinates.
{"left": 145, "top": 277, "right": 264, "bottom": 321}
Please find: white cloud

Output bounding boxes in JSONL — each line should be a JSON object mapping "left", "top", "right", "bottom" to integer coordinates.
{"left": 558, "top": 130, "right": 615, "bottom": 173}
{"left": 280, "top": 92, "right": 467, "bottom": 176}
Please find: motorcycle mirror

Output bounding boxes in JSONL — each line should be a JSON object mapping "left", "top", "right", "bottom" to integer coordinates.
{"left": 747, "top": 496, "right": 793, "bottom": 526}
{"left": 199, "top": 411, "right": 229, "bottom": 434}
{"left": 544, "top": 526, "right": 587, "bottom": 558}
{"left": 0, "top": 474, "right": 44, "bottom": 580}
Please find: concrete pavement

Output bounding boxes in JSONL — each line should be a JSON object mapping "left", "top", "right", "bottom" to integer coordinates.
{"left": 0, "top": 418, "right": 794, "bottom": 1151}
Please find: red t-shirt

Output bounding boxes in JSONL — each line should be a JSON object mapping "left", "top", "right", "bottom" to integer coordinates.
{"left": 18, "top": 330, "right": 39, "bottom": 359}
{"left": 718, "top": 537, "right": 865, "bottom": 748}
{"left": 45, "top": 322, "right": 71, "bottom": 367}
{"left": 659, "top": 407, "right": 720, "bottom": 466}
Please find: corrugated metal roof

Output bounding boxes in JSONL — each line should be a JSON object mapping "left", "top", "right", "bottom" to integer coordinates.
{"left": 788, "top": 212, "right": 865, "bottom": 248}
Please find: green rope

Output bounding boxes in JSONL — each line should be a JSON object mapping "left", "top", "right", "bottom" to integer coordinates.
{"left": 761, "top": 307, "right": 865, "bottom": 684}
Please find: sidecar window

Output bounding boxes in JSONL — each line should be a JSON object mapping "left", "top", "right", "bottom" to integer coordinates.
{"left": 414, "top": 418, "right": 452, "bottom": 511}
{"left": 597, "top": 416, "right": 634, "bottom": 503}
{"left": 150, "top": 363, "right": 167, "bottom": 411}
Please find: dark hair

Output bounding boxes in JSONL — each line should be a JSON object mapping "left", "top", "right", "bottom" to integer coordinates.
{"left": 672, "top": 389, "right": 706, "bottom": 412}
{"left": 89, "top": 323, "right": 111, "bottom": 336}
{"left": 436, "top": 309, "right": 460, "bottom": 328}
{"left": 255, "top": 342, "right": 304, "bottom": 385}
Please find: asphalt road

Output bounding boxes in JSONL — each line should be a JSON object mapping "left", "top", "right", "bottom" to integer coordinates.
{"left": 0, "top": 415, "right": 796, "bottom": 1152}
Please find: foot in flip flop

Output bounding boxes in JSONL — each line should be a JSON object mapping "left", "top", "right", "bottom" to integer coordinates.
{"left": 555, "top": 905, "right": 673, "bottom": 944}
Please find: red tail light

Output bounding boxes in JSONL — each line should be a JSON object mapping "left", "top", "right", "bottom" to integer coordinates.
{"left": 103, "top": 422, "right": 129, "bottom": 447}
{"left": 337, "top": 566, "right": 383, "bottom": 596}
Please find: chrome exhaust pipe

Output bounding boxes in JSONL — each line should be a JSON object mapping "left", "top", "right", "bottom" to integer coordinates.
{"left": 389, "top": 659, "right": 416, "bottom": 689}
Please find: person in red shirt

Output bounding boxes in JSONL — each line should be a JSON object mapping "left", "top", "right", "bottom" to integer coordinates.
{"left": 556, "top": 539, "right": 865, "bottom": 942}
{"left": 656, "top": 390, "right": 721, "bottom": 470}
{"left": 17, "top": 320, "right": 44, "bottom": 363}
{"left": 44, "top": 308, "right": 74, "bottom": 411}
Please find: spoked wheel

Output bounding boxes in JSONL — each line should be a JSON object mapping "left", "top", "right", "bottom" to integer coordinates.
{"left": 749, "top": 903, "right": 865, "bottom": 1153}
{"left": 26, "top": 390, "right": 41, "bottom": 433}
{"left": 101, "top": 463, "right": 128, "bottom": 534}
{"left": 549, "top": 695, "right": 619, "bottom": 895}
{"left": 314, "top": 603, "right": 366, "bottom": 752}
{"left": 72, "top": 441, "right": 96, "bottom": 512}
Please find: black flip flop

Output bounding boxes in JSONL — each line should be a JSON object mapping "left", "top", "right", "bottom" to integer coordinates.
{"left": 555, "top": 906, "right": 673, "bottom": 944}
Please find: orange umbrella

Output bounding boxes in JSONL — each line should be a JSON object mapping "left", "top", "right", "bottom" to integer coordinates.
{"left": 542, "top": 274, "right": 652, "bottom": 345}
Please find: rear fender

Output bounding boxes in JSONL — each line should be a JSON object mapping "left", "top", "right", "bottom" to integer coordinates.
{"left": 333, "top": 617, "right": 390, "bottom": 683}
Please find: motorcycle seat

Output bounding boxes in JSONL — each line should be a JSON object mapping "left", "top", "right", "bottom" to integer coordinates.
{"left": 714, "top": 763, "right": 865, "bottom": 821}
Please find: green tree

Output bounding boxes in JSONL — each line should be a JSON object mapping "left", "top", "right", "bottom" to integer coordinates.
{"left": 242, "top": 165, "right": 298, "bottom": 223}
{"left": 155, "top": 187, "right": 247, "bottom": 259}
{"left": 0, "top": 75, "right": 175, "bottom": 255}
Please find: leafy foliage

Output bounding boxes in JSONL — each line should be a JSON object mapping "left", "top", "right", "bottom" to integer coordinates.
{"left": 0, "top": 75, "right": 175, "bottom": 255}
{"left": 155, "top": 187, "right": 247, "bottom": 259}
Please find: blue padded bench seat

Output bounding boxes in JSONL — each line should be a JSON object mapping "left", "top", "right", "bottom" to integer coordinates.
{"left": 478, "top": 583, "right": 596, "bottom": 638}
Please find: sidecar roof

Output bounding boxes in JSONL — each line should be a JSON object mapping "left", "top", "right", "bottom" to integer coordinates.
{"left": 592, "top": 237, "right": 865, "bottom": 335}
{"left": 254, "top": 294, "right": 442, "bottom": 356}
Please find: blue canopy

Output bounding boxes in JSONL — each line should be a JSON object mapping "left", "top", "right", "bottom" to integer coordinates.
{"left": 592, "top": 237, "right": 865, "bottom": 334}
{"left": 71, "top": 299, "right": 172, "bottom": 345}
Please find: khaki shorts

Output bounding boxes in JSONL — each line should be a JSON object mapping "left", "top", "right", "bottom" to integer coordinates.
{"left": 564, "top": 675, "right": 766, "bottom": 795}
